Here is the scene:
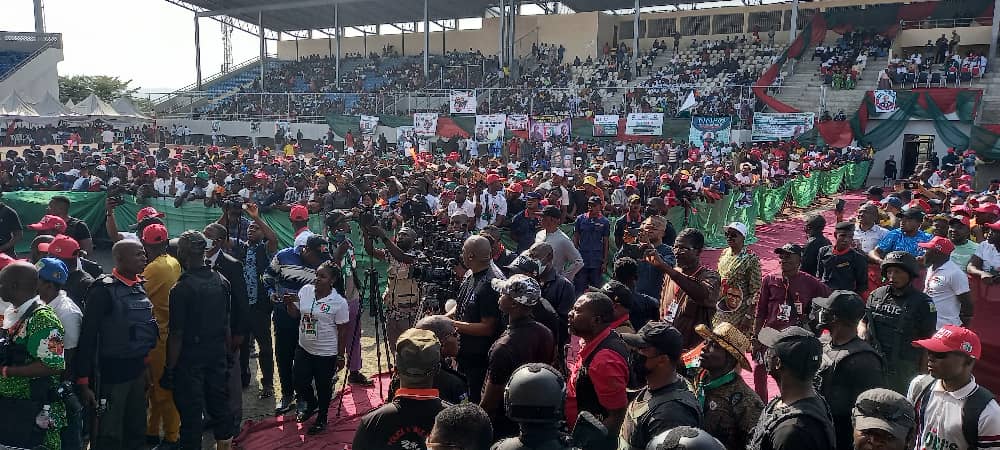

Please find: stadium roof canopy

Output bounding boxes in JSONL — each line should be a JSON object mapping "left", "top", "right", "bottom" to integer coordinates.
{"left": 167, "top": 0, "right": 724, "bottom": 35}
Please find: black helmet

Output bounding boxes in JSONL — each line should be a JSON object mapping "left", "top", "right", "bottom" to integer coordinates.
{"left": 648, "top": 426, "right": 725, "bottom": 450}
{"left": 881, "top": 251, "right": 919, "bottom": 279}
{"left": 504, "top": 363, "right": 565, "bottom": 423}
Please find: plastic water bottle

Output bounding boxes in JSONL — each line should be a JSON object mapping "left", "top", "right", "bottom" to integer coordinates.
{"left": 35, "top": 404, "right": 52, "bottom": 429}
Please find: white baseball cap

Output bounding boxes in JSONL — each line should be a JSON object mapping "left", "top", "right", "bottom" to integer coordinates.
{"left": 725, "top": 222, "right": 748, "bottom": 238}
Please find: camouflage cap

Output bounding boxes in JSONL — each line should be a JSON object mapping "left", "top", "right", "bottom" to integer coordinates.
{"left": 491, "top": 274, "right": 541, "bottom": 306}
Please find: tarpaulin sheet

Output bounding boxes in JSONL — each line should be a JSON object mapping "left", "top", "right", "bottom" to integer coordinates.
{"left": 789, "top": 173, "right": 821, "bottom": 208}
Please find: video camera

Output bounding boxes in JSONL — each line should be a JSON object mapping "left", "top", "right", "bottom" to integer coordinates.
{"left": 408, "top": 213, "right": 463, "bottom": 313}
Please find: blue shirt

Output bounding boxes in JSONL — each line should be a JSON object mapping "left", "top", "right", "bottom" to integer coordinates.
{"left": 574, "top": 214, "right": 611, "bottom": 268}
{"left": 264, "top": 247, "right": 326, "bottom": 328}
{"left": 877, "top": 228, "right": 933, "bottom": 256}
{"left": 509, "top": 211, "right": 540, "bottom": 253}
{"left": 627, "top": 243, "right": 676, "bottom": 299}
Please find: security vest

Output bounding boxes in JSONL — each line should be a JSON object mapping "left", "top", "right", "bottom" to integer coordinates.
{"left": 176, "top": 268, "right": 231, "bottom": 349}
{"left": 748, "top": 395, "right": 836, "bottom": 450}
{"left": 865, "top": 285, "right": 930, "bottom": 375}
{"left": 816, "top": 335, "right": 884, "bottom": 416}
{"left": 618, "top": 383, "right": 701, "bottom": 450}
{"left": 575, "top": 330, "right": 629, "bottom": 420}
{"left": 96, "top": 276, "right": 158, "bottom": 359}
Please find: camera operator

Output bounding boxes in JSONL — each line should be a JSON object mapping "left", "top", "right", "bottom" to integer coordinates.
{"left": 363, "top": 224, "right": 420, "bottom": 348}
{"left": 215, "top": 196, "right": 251, "bottom": 260}
{"left": 400, "top": 187, "right": 433, "bottom": 222}
{"left": 0, "top": 262, "right": 68, "bottom": 450}
{"left": 326, "top": 212, "right": 371, "bottom": 386}
{"left": 449, "top": 235, "right": 503, "bottom": 404}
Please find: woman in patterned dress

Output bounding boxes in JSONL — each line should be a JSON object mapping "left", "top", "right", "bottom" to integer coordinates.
{"left": 713, "top": 222, "right": 761, "bottom": 334}
{"left": 0, "top": 291, "right": 66, "bottom": 450}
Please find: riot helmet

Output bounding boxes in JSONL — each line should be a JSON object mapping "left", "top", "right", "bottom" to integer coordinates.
{"left": 504, "top": 363, "right": 566, "bottom": 423}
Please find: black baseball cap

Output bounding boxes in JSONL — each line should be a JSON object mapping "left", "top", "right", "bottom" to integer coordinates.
{"left": 588, "top": 195, "right": 602, "bottom": 204}
{"left": 541, "top": 205, "right": 562, "bottom": 219}
{"left": 834, "top": 221, "right": 854, "bottom": 232}
{"left": 757, "top": 326, "right": 822, "bottom": 377}
{"left": 621, "top": 321, "right": 682, "bottom": 360}
{"left": 901, "top": 208, "right": 925, "bottom": 220}
{"left": 773, "top": 243, "right": 804, "bottom": 255}
{"left": 866, "top": 186, "right": 884, "bottom": 197}
{"left": 812, "top": 290, "right": 866, "bottom": 321}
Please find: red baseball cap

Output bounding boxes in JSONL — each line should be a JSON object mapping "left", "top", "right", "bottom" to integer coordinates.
{"left": 28, "top": 215, "right": 67, "bottom": 234}
{"left": 141, "top": 224, "right": 169, "bottom": 245}
{"left": 917, "top": 236, "right": 955, "bottom": 255}
{"left": 507, "top": 182, "right": 523, "bottom": 193}
{"left": 949, "top": 215, "right": 971, "bottom": 227}
{"left": 912, "top": 325, "right": 981, "bottom": 359}
{"left": 987, "top": 220, "right": 1000, "bottom": 231}
{"left": 136, "top": 206, "right": 165, "bottom": 223}
{"left": 0, "top": 253, "right": 22, "bottom": 271}
{"left": 908, "top": 199, "right": 932, "bottom": 214}
{"left": 974, "top": 203, "right": 1000, "bottom": 215}
{"left": 289, "top": 205, "right": 310, "bottom": 221}
{"left": 485, "top": 174, "right": 504, "bottom": 185}
{"left": 38, "top": 234, "right": 81, "bottom": 258}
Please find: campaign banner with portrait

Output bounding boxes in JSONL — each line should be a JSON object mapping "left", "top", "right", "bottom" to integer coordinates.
{"left": 396, "top": 126, "right": 415, "bottom": 146}
{"left": 751, "top": 112, "right": 815, "bottom": 141}
{"left": 449, "top": 90, "right": 477, "bottom": 114}
{"left": 413, "top": 113, "right": 438, "bottom": 135}
{"left": 359, "top": 115, "right": 379, "bottom": 135}
{"left": 474, "top": 114, "right": 506, "bottom": 141}
{"left": 688, "top": 116, "right": 732, "bottom": 147}
{"left": 625, "top": 113, "right": 664, "bottom": 136}
{"left": 528, "top": 115, "right": 572, "bottom": 140}
{"left": 593, "top": 114, "right": 619, "bottom": 137}
{"left": 874, "top": 90, "right": 897, "bottom": 113}
{"left": 506, "top": 114, "right": 529, "bottom": 131}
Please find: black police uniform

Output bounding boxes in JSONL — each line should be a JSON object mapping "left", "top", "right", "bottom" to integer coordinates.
{"left": 168, "top": 266, "right": 234, "bottom": 449}
{"left": 619, "top": 379, "right": 701, "bottom": 450}
{"left": 747, "top": 395, "right": 836, "bottom": 450}
{"left": 864, "top": 284, "right": 937, "bottom": 394}
{"left": 492, "top": 425, "right": 574, "bottom": 450}
{"left": 816, "top": 334, "right": 885, "bottom": 450}
{"left": 815, "top": 245, "right": 869, "bottom": 293}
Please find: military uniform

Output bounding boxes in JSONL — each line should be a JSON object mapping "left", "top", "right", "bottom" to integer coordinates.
{"left": 691, "top": 370, "right": 764, "bottom": 450}
{"left": 816, "top": 335, "right": 885, "bottom": 450}
{"left": 865, "top": 284, "right": 937, "bottom": 394}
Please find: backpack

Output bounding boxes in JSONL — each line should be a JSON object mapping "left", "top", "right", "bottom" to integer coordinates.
{"left": 913, "top": 375, "right": 995, "bottom": 448}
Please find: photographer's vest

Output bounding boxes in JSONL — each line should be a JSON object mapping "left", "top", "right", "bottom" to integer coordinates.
{"left": 816, "top": 335, "right": 883, "bottom": 416}
{"left": 97, "top": 276, "right": 158, "bottom": 359}
{"left": 575, "top": 331, "right": 628, "bottom": 419}
{"left": 747, "top": 396, "right": 836, "bottom": 450}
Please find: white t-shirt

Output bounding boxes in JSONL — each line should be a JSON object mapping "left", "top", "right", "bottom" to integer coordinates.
{"left": 907, "top": 375, "right": 1000, "bottom": 450}
{"left": 46, "top": 293, "right": 83, "bottom": 350}
{"left": 974, "top": 241, "right": 1000, "bottom": 272}
{"left": 101, "top": 130, "right": 114, "bottom": 143}
{"left": 855, "top": 224, "right": 889, "bottom": 254}
{"left": 477, "top": 190, "right": 508, "bottom": 230}
{"left": 923, "top": 260, "right": 970, "bottom": 328}
{"left": 447, "top": 199, "right": 476, "bottom": 219}
{"left": 296, "top": 284, "right": 350, "bottom": 357}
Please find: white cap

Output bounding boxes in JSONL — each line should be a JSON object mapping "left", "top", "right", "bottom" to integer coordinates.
{"left": 551, "top": 168, "right": 565, "bottom": 177}
{"left": 294, "top": 230, "right": 316, "bottom": 248}
{"left": 725, "top": 222, "right": 748, "bottom": 238}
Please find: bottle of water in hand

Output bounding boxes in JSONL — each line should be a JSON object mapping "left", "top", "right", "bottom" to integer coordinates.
{"left": 36, "top": 404, "right": 52, "bottom": 430}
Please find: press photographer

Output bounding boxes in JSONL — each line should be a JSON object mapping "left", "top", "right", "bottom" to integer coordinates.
{"left": 362, "top": 224, "right": 420, "bottom": 348}
{"left": 0, "top": 262, "right": 68, "bottom": 449}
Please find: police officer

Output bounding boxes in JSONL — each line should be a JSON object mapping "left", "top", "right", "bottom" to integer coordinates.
{"left": 860, "top": 251, "right": 937, "bottom": 394}
{"left": 815, "top": 222, "right": 869, "bottom": 293}
{"left": 161, "top": 231, "right": 234, "bottom": 450}
{"left": 619, "top": 322, "right": 701, "bottom": 450}
{"left": 646, "top": 427, "right": 725, "bottom": 450}
{"left": 492, "top": 363, "right": 574, "bottom": 450}
{"left": 812, "top": 290, "right": 885, "bottom": 450}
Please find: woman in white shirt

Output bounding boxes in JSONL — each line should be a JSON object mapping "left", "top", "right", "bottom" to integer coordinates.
{"left": 285, "top": 261, "right": 350, "bottom": 434}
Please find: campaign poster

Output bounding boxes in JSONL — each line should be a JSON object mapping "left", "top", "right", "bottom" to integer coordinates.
{"left": 625, "top": 113, "right": 664, "bottom": 136}
{"left": 475, "top": 114, "right": 506, "bottom": 141}
{"left": 396, "top": 126, "right": 415, "bottom": 146}
{"left": 449, "top": 90, "right": 477, "bottom": 114}
{"left": 359, "top": 115, "right": 379, "bottom": 135}
{"left": 506, "top": 114, "right": 529, "bottom": 131}
{"left": 874, "top": 90, "right": 897, "bottom": 113}
{"left": 593, "top": 114, "right": 619, "bottom": 137}
{"left": 413, "top": 113, "right": 438, "bottom": 136}
{"left": 688, "top": 116, "right": 732, "bottom": 147}
{"left": 528, "top": 115, "right": 572, "bottom": 141}
{"left": 751, "top": 112, "right": 816, "bottom": 141}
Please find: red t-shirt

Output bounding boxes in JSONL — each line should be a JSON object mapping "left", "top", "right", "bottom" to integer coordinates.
{"left": 565, "top": 326, "right": 629, "bottom": 428}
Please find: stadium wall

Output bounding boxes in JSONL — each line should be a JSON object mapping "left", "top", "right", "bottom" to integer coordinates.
{"left": 0, "top": 47, "right": 61, "bottom": 103}
{"left": 896, "top": 26, "right": 993, "bottom": 48}
{"left": 866, "top": 119, "right": 972, "bottom": 182}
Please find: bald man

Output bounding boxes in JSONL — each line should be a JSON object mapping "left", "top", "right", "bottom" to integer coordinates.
{"left": 387, "top": 316, "right": 469, "bottom": 404}
{"left": 450, "top": 235, "right": 503, "bottom": 403}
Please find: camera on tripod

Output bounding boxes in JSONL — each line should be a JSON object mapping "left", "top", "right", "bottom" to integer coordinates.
{"left": 407, "top": 213, "right": 463, "bottom": 314}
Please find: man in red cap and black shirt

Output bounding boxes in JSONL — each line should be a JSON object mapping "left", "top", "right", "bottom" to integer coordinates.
{"left": 40, "top": 234, "right": 95, "bottom": 307}
{"left": 28, "top": 214, "right": 67, "bottom": 236}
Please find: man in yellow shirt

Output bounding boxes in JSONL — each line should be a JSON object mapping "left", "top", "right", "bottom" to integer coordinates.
{"left": 141, "top": 224, "right": 183, "bottom": 447}
{"left": 283, "top": 140, "right": 296, "bottom": 158}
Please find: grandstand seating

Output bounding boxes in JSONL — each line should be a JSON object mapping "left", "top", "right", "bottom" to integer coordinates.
{"left": 0, "top": 51, "right": 32, "bottom": 80}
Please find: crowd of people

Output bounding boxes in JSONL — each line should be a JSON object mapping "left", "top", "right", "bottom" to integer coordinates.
{"left": 878, "top": 29, "right": 988, "bottom": 89}
{"left": 0, "top": 125, "right": 999, "bottom": 450}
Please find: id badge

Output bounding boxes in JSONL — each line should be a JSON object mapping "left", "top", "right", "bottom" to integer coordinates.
{"left": 777, "top": 304, "right": 792, "bottom": 322}
{"left": 664, "top": 301, "right": 679, "bottom": 323}
{"left": 794, "top": 302, "right": 803, "bottom": 315}
{"left": 301, "top": 313, "right": 318, "bottom": 341}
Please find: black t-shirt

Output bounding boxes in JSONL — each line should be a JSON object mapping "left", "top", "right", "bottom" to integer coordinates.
{"left": 456, "top": 269, "right": 502, "bottom": 363}
{"left": 386, "top": 365, "right": 469, "bottom": 405}
{"left": 352, "top": 397, "right": 448, "bottom": 450}
{"left": 759, "top": 396, "right": 834, "bottom": 450}
{"left": 0, "top": 203, "right": 23, "bottom": 253}
{"left": 65, "top": 216, "right": 92, "bottom": 244}
{"left": 801, "top": 235, "right": 831, "bottom": 277}
{"left": 487, "top": 317, "right": 555, "bottom": 437}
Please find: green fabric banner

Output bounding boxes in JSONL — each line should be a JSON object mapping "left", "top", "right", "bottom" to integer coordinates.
{"left": 818, "top": 165, "right": 847, "bottom": 196}
{"left": 789, "top": 174, "right": 821, "bottom": 208}
{"left": 845, "top": 160, "right": 872, "bottom": 190}
{"left": 4, "top": 191, "right": 108, "bottom": 254}
{"left": 970, "top": 125, "right": 1000, "bottom": 160}
{"left": 756, "top": 184, "right": 790, "bottom": 223}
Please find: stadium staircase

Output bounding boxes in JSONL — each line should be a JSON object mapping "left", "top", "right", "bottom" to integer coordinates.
{"left": 975, "top": 71, "right": 1000, "bottom": 123}
{"left": 153, "top": 56, "right": 285, "bottom": 116}
{"left": 770, "top": 53, "right": 884, "bottom": 115}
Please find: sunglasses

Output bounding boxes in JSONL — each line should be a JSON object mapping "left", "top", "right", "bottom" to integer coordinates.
{"left": 855, "top": 398, "right": 909, "bottom": 422}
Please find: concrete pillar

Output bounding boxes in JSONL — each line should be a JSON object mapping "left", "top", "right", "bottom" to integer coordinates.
{"left": 195, "top": 15, "right": 203, "bottom": 90}
{"left": 33, "top": 0, "right": 45, "bottom": 33}
{"left": 259, "top": 11, "right": 265, "bottom": 91}
{"left": 498, "top": 0, "right": 506, "bottom": 68}
{"left": 633, "top": 0, "right": 641, "bottom": 60}
{"left": 335, "top": 4, "right": 341, "bottom": 89}
{"left": 991, "top": 0, "right": 1000, "bottom": 58}
{"left": 789, "top": 0, "right": 799, "bottom": 43}
{"left": 424, "top": 0, "right": 430, "bottom": 78}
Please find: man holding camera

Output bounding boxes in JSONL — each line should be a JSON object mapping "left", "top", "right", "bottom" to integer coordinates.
{"left": 363, "top": 224, "right": 420, "bottom": 349}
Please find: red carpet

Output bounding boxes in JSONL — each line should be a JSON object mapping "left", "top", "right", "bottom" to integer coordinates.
{"left": 235, "top": 193, "right": 868, "bottom": 448}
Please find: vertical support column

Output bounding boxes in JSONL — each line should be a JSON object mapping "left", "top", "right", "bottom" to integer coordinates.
{"left": 789, "top": 0, "right": 799, "bottom": 43}
{"left": 195, "top": 15, "right": 203, "bottom": 90}
{"left": 498, "top": 0, "right": 506, "bottom": 69}
{"left": 991, "top": 0, "right": 1000, "bottom": 58}
{"left": 335, "top": 3, "right": 341, "bottom": 89}
{"left": 259, "top": 11, "right": 265, "bottom": 92}
{"left": 509, "top": 0, "right": 517, "bottom": 75}
{"left": 424, "top": 0, "right": 430, "bottom": 78}
{"left": 33, "top": 0, "right": 45, "bottom": 33}
{"left": 633, "top": 0, "right": 640, "bottom": 62}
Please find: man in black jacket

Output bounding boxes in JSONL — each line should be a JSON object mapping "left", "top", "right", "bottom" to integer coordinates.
{"left": 816, "top": 222, "right": 869, "bottom": 293}
{"left": 203, "top": 223, "right": 249, "bottom": 431}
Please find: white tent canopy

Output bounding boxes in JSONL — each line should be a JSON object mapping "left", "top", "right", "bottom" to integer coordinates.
{"left": 64, "top": 99, "right": 75, "bottom": 109}
{"left": 72, "top": 94, "right": 120, "bottom": 118}
{"left": 0, "top": 92, "right": 40, "bottom": 118}
{"left": 33, "top": 92, "right": 74, "bottom": 118}
{"left": 110, "top": 97, "right": 151, "bottom": 121}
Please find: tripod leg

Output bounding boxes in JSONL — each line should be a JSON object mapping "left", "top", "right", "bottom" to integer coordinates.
{"left": 335, "top": 298, "right": 365, "bottom": 418}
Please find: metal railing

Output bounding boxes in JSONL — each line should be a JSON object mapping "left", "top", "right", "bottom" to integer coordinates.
{"left": 152, "top": 54, "right": 278, "bottom": 105}
{"left": 0, "top": 31, "right": 62, "bottom": 48}
{"left": 899, "top": 16, "right": 993, "bottom": 30}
